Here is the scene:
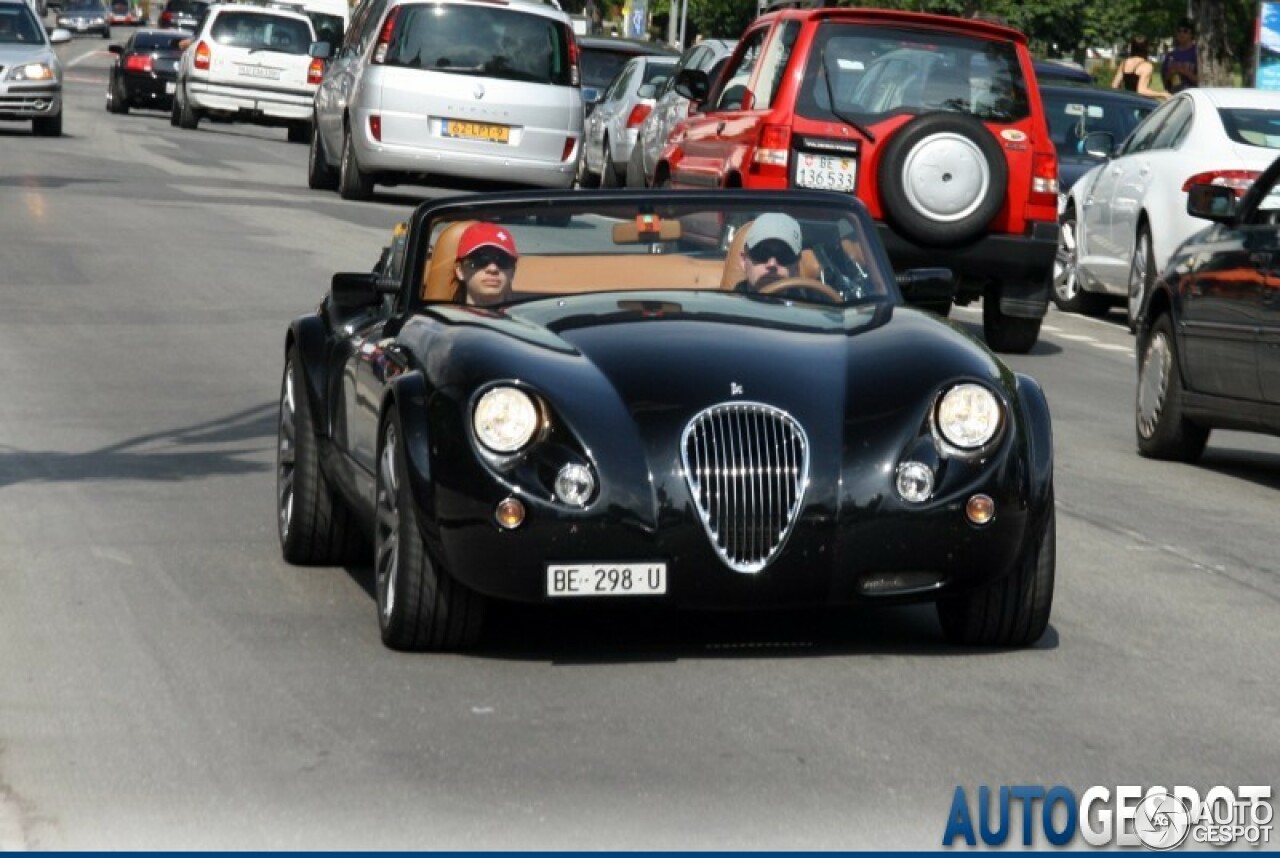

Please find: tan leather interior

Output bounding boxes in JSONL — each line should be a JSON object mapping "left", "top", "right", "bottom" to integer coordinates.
{"left": 514, "top": 254, "right": 723, "bottom": 293}
{"left": 612, "top": 219, "right": 683, "bottom": 243}
{"left": 422, "top": 219, "right": 478, "bottom": 302}
{"left": 719, "top": 219, "right": 755, "bottom": 289}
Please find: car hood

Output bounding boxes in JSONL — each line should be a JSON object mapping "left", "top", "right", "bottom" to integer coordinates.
{"left": 0, "top": 43, "right": 58, "bottom": 70}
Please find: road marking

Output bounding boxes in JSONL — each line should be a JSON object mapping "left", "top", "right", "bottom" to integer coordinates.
{"left": 1056, "top": 333, "right": 1096, "bottom": 342}
{"left": 1093, "top": 343, "right": 1135, "bottom": 354}
{"left": 66, "top": 50, "right": 114, "bottom": 68}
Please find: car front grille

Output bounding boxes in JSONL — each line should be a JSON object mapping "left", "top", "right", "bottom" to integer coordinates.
{"left": 681, "top": 402, "right": 809, "bottom": 573}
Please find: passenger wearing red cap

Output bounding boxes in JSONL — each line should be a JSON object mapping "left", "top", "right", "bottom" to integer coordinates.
{"left": 454, "top": 222, "right": 519, "bottom": 306}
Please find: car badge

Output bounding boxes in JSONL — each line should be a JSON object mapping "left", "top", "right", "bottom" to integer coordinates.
{"left": 1000, "top": 129, "right": 1028, "bottom": 143}
{"left": 730, "top": 383, "right": 744, "bottom": 396}
{"left": 473, "top": 83, "right": 485, "bottom": 100}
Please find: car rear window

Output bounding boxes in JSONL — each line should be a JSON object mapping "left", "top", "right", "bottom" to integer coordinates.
{"left": 165, "top": 0, "right": 206, "bottom": 14}
{"left": 383, "top": 4, "right": 573, "bottom": 87}
{"left": 795, "top": 23, "right": 1030, "bottom": 124}
{"left": 643, "top": 60, "right": 674, "bottom": 84}
{"left": 134, "top": 31, "right": 187, "bottom": 50}
{"left": 211, "top": 11, "right": 312, "bottom": 54}
{"left": 1042, "top": 91, "right": 1153, "bottom": 158}
{"left": 1219, "top": 108, "right": 1280, "bottom": 149}
{"left": 581, "top": 48, "right": 636, "bottom": 89}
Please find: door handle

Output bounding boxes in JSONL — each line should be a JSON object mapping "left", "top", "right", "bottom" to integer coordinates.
{"left": 716, "top": 121, "right": 726, "bottom": 134}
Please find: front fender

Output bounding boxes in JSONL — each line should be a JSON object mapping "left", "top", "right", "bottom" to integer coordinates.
{"left": 286, "top": 313, "right": 332, "bottom": 435}
{"left": 380, "top": 371, "right": 440, "bottom": 545}
{"left": 1014, "top": 371, "right": 1054, "bottom": 516}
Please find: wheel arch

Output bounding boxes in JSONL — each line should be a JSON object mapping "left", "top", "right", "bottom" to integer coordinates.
{"left": 286, "top": 315, "right": 332, "bottom": 436}
{"left": 379, "top": 371, "right": 440, "bottom": 542}
{"left": 1014, "top": 371, "right": 1054, "bottom": 519}
{"left": 1136, "top": 283, "right": 1174, "bottom": 355}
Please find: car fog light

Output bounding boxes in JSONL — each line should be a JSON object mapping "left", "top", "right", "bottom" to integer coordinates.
{"left": 966, "top": 494, "right": 995, "bottom": 525}
{"left": 895, "top": 461, "right": 934, "bottom": 503}
{"left": 554, "top": 463, "right": 595, "bottom": 506}
{"left": 495, "top": 497, "right": 525, "bottom": 530}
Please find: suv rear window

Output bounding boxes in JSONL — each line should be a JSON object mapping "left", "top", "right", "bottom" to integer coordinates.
{"left": 383, "top": 4, "right": 573, "bottom": 87}
{"left": 211, "top": 11, "right": 313, "bottom": 54}
{"left": 795, "top": 24, "right": 1030, "bottom": 124}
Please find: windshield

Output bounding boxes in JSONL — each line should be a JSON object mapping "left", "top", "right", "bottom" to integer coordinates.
{"left": 383, "top": 4, "right": 573, "bottom": 86}
{"left": 409, "top": 194, "right": 895, "bottom": 311}
{"left": 1042, "top": 90, "right": 1153, "bottom": 159}
{"left": 795, "top": 24, "right": 1030, "bottom": 124}
{"left": 0, "top": 5, "right": 44, "bottom": 43}
{"left": 1220, "top": 108, "right": 1280, "bottom": 149}
{"left": 63, "top": 0, "right": 105, "bottom": 11}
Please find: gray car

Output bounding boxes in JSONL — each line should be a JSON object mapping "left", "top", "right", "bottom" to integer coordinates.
{"left": 55, "top": 0, "right": 109, "bottom": 37}
{"left": 577, "top": 53, "right": 674, "bottom": 188}
{"left": 0, "top": 0, "right": 71, "bottom": 135}
{"left": 309, "top": 0, "right": 583, "bottom": 200}
{"left": 626, "top": 37, "right": 735, "bottom": 188}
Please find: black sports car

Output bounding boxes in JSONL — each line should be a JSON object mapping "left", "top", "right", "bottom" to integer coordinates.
{"left": 277, "top": 189, "right": 1056, "bottom": 651}
{"left": 106, "top": 29, "right": 188, "bottom": 114}
{"left": 1136, "top": 152, "right": 1280, "bottom": 462}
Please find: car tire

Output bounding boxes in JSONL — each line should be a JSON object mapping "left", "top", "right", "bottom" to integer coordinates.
{"left": 338, "top": 126, "right": 374, "bottom": 201}
{"left": 307, "top": 121, "right": 338, "bottom": 190}
{"left": 108, "top": 75, "right": 129, "bottom": 115}
{"left": 169, "top": 91, "right": 180, "bottom": 126}
{"left": 937, "top": 489, "right": 1055, "bottom": 648}
{"left": 375, "top": 412, "right": 486, "bottom": 651}
{"left": 626, "top": 141, "right": 647, "bottom": 189}
{"left": 286, "top": 120, "right": 309, "bottom": 144}
{"left": 32, "top": 112, "right": 61, "bottom": 136}
{"left": 877, "top": 111, "right": 1008, "bottom": 247}
{"left": 177, "top": 84, "right": 200, "bottom": 129}
{"left": 1128, "top": 224, "right": 1155, "bottom": 333}
{"left": 102, "top": 25, "right": 111, "bottom": 38}
{"left": 276, "top": 347, "right": 363, "bottom": 565}
{"left": 1136, "top": 313, "right": 1209, "bottom": 462}
{"left": 1051, "top": 204, "right": 1109, "bottom": 316}
{"left": 601, "top": 139, "right": 620, "bottom": 188}
{"left": 575, "top": 145, "right": 599, "bottom": 189}
{"left": 982, "top": 282, "right": 1041, "bottom": 354}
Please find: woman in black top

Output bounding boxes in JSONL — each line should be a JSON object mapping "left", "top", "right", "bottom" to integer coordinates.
{"left": 1111, "top": 36, "right": 1167, "bottom": 100}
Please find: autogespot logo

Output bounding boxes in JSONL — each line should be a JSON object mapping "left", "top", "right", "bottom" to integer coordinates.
{"left": 942, "top": 784, "right": 1272, "bottom": 849}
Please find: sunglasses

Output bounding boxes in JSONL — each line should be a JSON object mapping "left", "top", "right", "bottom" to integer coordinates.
{"left": 746, "top": 240, "right": 799, "bottom": 266}
{"left": 462, "top": 252, "right": 516, "bottom": 273}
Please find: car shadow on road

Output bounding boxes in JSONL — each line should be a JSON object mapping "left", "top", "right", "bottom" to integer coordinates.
{"left": 0, "top": 401, "right": 275, "bottom": 487}
{"left": 1196, "top": 446, "right": 1280, "bottom": 490}
{"left": 949, "top": 315, "right": 1065, "bottom": 357}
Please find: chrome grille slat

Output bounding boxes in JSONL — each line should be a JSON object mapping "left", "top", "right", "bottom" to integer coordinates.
{"left": 681, "top": 402, "right": 810, "bottom": 574}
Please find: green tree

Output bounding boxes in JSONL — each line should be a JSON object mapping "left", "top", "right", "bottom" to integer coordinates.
{"left": 687, "top": 0, "right": 756, "bottom": 40}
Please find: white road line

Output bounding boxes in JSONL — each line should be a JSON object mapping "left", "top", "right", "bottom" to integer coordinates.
{"left": 1093, "top": 344, "right": 1135, "bottom": 354}
{"left": 1056, "top": 333, "right": 1097, "bottom": 342}
{"left": 66, "top": 50, "right": 114, "bottom": 68}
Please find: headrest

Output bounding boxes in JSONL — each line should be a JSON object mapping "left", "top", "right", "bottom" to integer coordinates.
{"left": 422, "top": 220, "right": 479, "bottom": 302}
{"left": 720, "top": 219, "right": 756, "bottom": 289}
{"left": 612, "top": 218, "right": 683, "bottom": 243}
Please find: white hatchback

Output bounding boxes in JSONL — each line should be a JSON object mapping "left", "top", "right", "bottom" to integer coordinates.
{"left": 309, "top": 0, "right": 583, "bottom": 200}
{"left": 1065, "top": 87, "right": 1280, "bottom": 329}
{"left": 172, "top": 4, "right": 323, "bottom": 142}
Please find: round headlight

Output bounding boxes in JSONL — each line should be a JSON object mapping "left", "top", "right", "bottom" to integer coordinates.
{"left": 895, "top": 461, "right": 935, "bottom": 503}
{"left": 554, "top": 463, "right": 595, "bottom": 506}
{"left": 936, "top": 384, "right": 1002, "bottom": 450}
{"left": 473, "top": 387, "right": 539, "bottom": 453}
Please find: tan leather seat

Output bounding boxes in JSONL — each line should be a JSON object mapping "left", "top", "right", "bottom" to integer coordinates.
{"left": 422, "top": 219, "right": 479, "bottom": 302}
{"left": 720, "top": 219, "right": 755, "bottom": 289}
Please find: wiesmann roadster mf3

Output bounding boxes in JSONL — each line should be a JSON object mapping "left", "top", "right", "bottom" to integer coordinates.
{"left": 277, "top": 189, "right": 1055, "bottom": 651}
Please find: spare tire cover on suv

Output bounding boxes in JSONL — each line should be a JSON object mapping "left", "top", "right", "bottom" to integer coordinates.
{"left": 877, "top": 112, "right": 1008, "bottom": 248}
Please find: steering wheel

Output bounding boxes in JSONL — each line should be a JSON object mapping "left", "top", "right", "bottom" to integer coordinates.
{"left": 755, "top": 277, "right": 844, "bottom": 304}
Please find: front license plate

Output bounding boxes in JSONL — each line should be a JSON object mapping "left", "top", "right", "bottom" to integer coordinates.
{"left": 165, "top": 81, "right": 175, "bottom": 94}
{"left": 237, "top": 64, "right": 281, "bottom": 80}
{"left": 794, "top": 152, "right": 857, "bottom": 193}
{"left": 444, "top": 119, "right": 510, "bottom": 143}
{"left": 546, "top": 563, "right": 667, "bottom": 597}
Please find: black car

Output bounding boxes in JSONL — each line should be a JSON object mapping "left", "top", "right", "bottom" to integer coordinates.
{"left": 106, "top": 29, "right": 187, "bottom": 113}
{"left": 155, "top": 0, "right": 204, "bottom": 29}
{"left": 577, "top": 35, "right": 678, "bottom": 113}
{"left": 1135, "top": 152, "right": 1280, "bottom": 462}
{"left": 1042, "top": 82, "right": 1156, "bottom": 314}
{"left": 275, "top": 188, "right": 1056, "bottom": 652}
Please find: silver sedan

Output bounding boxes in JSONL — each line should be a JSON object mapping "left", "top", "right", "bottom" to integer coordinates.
{"left": 577, "top": 54, "right": 675, "bottom": 188}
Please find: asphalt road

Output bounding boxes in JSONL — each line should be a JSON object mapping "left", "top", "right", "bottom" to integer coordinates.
{"left": 0, "top": 34, "right": 1277, "bottom": 850}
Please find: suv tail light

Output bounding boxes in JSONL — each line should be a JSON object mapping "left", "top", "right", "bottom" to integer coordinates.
{"left": 625, "top": 104, "right": 651, "bottom": 128}
{"left": 158, "top": 9, "right": 172, "bottom": 25}
{"left": 369, "top": 114, "right": 382, "bottom": 142}
{"left": 565, "top": 27, "right": 580, "bottom": 87}
{"left": 371, "top": 6, "right": 400, "bottom": 65}
{"left": 750, "top": 124, "right": 791, "bottom": 182}
{"left": 1030, "top": 152, "right": 1058, "bottom": 204}
{"left": 124, "top": 54, "right": 153, "bottom": 73}
{"left": 194, "top": 40, "right": 211, "bottom": 71}
{"left": 307, "top": 57, "right": 324, "bottom": 85}
{"left": 1181, "top": 169, "right": 1260, "bottom": 194}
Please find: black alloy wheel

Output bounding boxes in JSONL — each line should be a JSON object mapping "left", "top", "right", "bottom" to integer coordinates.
{"left": 375, "top": 412, "right": 485, "bottom": 651}
{"left": 937, "top": 490, "right": 1056, "bottom": 647}
{"left": 1136, "top": 313, "right": 1210, "bottom": 461}
{"left": 277, "top": 347, "right": 363, "bottom": 564}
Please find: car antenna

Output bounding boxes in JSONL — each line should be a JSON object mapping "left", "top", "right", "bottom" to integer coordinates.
{"left": 820, "top": 44, "right": 874, "bottom": 143}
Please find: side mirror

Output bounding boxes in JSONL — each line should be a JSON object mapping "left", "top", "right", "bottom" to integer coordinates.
{"left": 48, "top": 27, "right": 73, "bottom": 43}
{"left": 896, "top": 268, "right": 956, "bottom": 308}
{"left": 1082, "top": 130, "right": 1115, "bottom": 159}
{"left": 1186, "top": 183, "right": 1239, "bottom": 224}
{"left": 330, "top": 271, "right": 395, "bottom": 311}
{"left": 636, "top": 82, "right": 656, "bottom": 99}
{"left": 309, "top": 40, "right": 330, "bottom": 59}
{"left": 673, "top": 66, "right": 709, "bottom": 102}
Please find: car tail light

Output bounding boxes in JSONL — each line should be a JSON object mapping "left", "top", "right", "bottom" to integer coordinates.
{"left": 749, "top": 124, "right": 791, "bottom": 182}
{"left": 1181, "top": 169, "right": 1261, "bottom": 195}
{"left": 159, "top": 9, "right": 172, "bottom": 24}
{"left": 371, "top": 6, "right": 400, "bottom": 65}
{"left": 566, "top": 26, "right": 580, "bottom": 87}
{"left": 1030, "top": 151, "right": 1058, "bottom": 203}
{"left": 307, "top": 57, "right": 324, "bottom": 85}
{"left": 561, "top": 137, "right": 576, "bottom": 162}
{"left": 194, "top": 40, "right": 211, "bottom": 71}
{"left": 124, "top": 54, "right": 153, "bottom": 73}
{"left": 369, "top": 114, "right": 381, "bottom": 142}
{"left": 625, "top": 104, "right": 651, "bottom": 128}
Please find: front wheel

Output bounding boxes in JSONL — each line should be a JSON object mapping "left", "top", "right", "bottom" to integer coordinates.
{"left": 1128, "top": 225, "right": 1155, "bottom": 333}
{"left": 1136, "top": 313, "right": 1209, "bottom": 461}
{"left": 937, "top": 492, "right": 1055, "bottom": 647}
{"left": 375, "top": 413, "right": 485, "bottom": 651}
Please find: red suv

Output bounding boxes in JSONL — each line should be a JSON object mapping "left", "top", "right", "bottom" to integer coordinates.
{"left": 657, "top": 8, "right": 1059, "bottom": 353}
